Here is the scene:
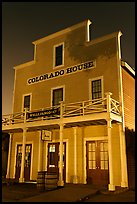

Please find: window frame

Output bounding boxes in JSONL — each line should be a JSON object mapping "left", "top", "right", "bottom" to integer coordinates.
{"left": 53, "top": 42, "right": 64, "bottom": 69}
{"left": 51, "top": 85, "right": 65, "bottom": 107}
{"left": 89, "top": 76, "right": 104, "bottom": 101}
{"left": 22, "top": 93, "right": 32, "bottom": 111}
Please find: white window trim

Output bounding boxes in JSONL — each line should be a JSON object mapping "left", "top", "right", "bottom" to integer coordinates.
{"left": 53, "top": 42, "right": 64, "bottom": 69}
{"left": 89, "top": 76, "right": 104, "bottom": 101}
{"left": 51, "top": 85, "right": 65, "bottom": 107}
{"left": 22, "top": 93, "right": 32, "bottom": 112}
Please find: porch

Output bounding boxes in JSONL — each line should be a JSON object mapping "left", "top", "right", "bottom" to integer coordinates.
{"left": 2, "top": 92, "right": 122, "bottom": 132}
{"left": 2, "top": 92, "right": 128, "bottom": 191}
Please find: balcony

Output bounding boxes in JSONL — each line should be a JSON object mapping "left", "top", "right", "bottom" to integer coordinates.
{"left": 2, "top": 92, "right": 122, "bottom": 133}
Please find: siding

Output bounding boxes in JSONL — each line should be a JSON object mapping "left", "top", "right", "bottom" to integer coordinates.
{"left": 122, "top": 69, "right": 135, "bottom": 130}
{"left": 13, "top": 37, "right": 119, "bottom": 113}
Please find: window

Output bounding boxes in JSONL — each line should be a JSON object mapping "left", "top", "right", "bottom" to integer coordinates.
{"left": 52, "top": 88, "right": 63, "bottom": 106}
{"left": 23, "top": 95, "right": 30, "bottom": 111}
{"left": 92, "top": 79, "right": 102, "bottom": 100}
{"left": 49, "top": 144, "right": 56, "bottom": 167}
{"left": 54, "top": 43, "right": 64, "bottom": 67}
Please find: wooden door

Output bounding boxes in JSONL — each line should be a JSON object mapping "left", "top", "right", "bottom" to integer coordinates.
{"left": 47, "top": 142, "right": 66, "bottom": 182}
{"left": 86, "top": 141, "right": 109, "bottom": 186}
{"left": 24, "top": 144, "right": 32, "bottom": 181}
{"left": 15, "top": 144, "right": 22, "bottom": 180}
{"left": 15, "top": 144, "right": 32, "bottom": 181}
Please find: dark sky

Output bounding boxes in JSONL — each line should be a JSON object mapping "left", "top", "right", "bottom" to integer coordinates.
{"left": 2, "top": 2, "right": 135, "bottom": 115}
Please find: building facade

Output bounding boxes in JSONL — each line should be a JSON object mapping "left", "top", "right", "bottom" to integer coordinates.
{"left": 2, "top": 19, "right": 135, "bottom": 191}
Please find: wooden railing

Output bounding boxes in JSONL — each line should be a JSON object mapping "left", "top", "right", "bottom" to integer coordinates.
{"left": 2, "top": 93, "right": 121, "bottom": 127}
{"left": 63, "top": 97, "right": 107, "bottom": 117}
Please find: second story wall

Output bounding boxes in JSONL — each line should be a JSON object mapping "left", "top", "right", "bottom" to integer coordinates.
{"left": 13, "top": 20, "right": 121, "bottom": 113}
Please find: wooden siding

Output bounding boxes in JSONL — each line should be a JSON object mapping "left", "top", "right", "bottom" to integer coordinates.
{"left": 13, "top": 37, "right": 119, "bottom": 113}
{"left": 122, "top": 69, "right": 135, "bottom": 130}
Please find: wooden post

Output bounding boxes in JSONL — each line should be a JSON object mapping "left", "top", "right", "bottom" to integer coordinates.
{"left": 38, "top": 131, "right": 43, "bottom": 171}
{"left": 119, "top": 124, "right": 128, "bottom": 187}
{"left": 73, "top": 127, "right": 78, "bottom": 183}
{"left": 19, "top": 128, "right": 27, "bottom": 182}
{"left": 58, "top": 101, "right": 64, "bottom": 186}
{"left": 19, "top": 108, "right": 27, "bottom": 182}
{"left": 105, "top": 92, "right": 115, "bottom": 191}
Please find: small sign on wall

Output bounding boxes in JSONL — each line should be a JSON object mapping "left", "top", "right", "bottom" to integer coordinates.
{"left": 41, "top": 130, "right": 52, "bottom": 141}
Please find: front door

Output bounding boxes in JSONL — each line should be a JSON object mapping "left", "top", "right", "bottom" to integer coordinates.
{"left": 15, "top": 144, "right": 32, "bottom": 181}
{"left": 47, "top": 142, "right": 66, "bottom": 182}
{"left": 86, "top": 140, "right": 109, "bottom": 186}
{"left": 15, "top": 144, "right": 22, "bottom": 180}
{"left": 24, "top": 144, "right": 32, "bottom": 181}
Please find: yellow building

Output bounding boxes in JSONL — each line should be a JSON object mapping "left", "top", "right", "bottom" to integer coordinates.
{"left": 2, "top": 19, "right": 135, "bottom": 191}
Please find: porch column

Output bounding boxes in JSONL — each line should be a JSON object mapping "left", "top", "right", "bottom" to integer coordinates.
{"left": 19, "top": 128, "right": 27, "bottom": 182}
{"left": 107, "top": 119, "right": 115, "bottom": 191}
{"left": 119, "top": 124, "right": 128, "bottom": 187}
{"left": 58, "top": 123, "right": 64, "bottom": 186}
{"left": 106, "top": 92, "right": 115, "bottom": 191}
{"left": 58, "top": 101, "right": 64, "bottom": 186}
{"left": 6, "top": 133, "right": 13, "bottom": 179}
{"left": 73, "top": 127, "right": 78, "bottom": 184}
{"left": 38, "top": 131, "right": 43, "bottom": 171}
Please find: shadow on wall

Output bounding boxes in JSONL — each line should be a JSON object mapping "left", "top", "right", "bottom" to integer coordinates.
{"left": 65, "top": 27, "right": 116, "bottom": 63}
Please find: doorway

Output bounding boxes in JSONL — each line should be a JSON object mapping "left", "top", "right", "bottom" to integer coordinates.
{"left": 86, "top": 140, "right": 109, "bottom": 186}
{"left": 47, "top": 142, "right": 66, "bottom": 182}
{"left": 15, "top": 144, "right": 32, "bottom": 181}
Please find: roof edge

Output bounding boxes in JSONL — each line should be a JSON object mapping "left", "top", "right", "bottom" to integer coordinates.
{"left": 85, "top": 30, "right": 122, "bottom": 46}
{"left": 14, "top": 60, "right": 35, "bottom": 70}
{"left": 32, "top": 19, "right": 91, "bottom": 45}
{"left": 121, "top": 60, "right": 135, "bottom": 77}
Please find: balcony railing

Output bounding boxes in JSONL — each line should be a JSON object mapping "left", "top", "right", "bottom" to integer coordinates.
{"left": 2, "top": 93, "right": 121, "bottom": 127}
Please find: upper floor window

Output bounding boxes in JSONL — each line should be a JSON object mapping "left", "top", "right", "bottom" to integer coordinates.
{"left": 54, "top": 43, "right": 64, "bottom": 68}
{"left": 23, "top": 94, "right": 31, "bottom": 111}
{"left": 51, "top": 86, "right": 64, "bottom": 107}
{"left": 89, "top": 76, "right": 103, "bottom": 101}
{"left": 92, "top": 79, "right": 102, "bottom": 100}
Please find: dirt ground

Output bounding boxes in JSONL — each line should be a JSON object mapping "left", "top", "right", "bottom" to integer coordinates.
{"left": 2, "top": 182, "right": 135, "bottom": 202}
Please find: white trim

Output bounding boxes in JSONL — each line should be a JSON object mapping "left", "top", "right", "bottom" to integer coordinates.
{"left": 85, "top": 31, "right": 122, "bottom": 47}
{"left": 73, "top": 127, "right": 78, "bottom": 183}
{"left": 121, "top": 60, "right": 135, "bottom": 77}
{"left": 14, "top": 61, "right": 35, "bottom": 70}
{"left": 46, "top": 139, "right": 69, "bottom": 183}
{"left": 83, "top": 136, "right": 108, "bottom": 184}
{"left": 13, "top": 141, "right": 33, "bottom": 180}
{"left": 89, "top": 76, "right": 104, "bottom": 101}
{"left": 86, "top": 19, "right": 92, "bottom": 42}
{"left": 51, "top": 85, "right": 65, "bottom": 107}
{"left": 34, "top": 44, "right": 37, "bottom": 62}
{"left": 117, "top": 32, "right": 125, "bottom": 130}
{"left": 53, "top": 42, "right": 64, "bottom": 69}
{"left": 12, "top": 70, "right": 17, "bottom": 114}
{"left": 22, "top": 93, "right": 32, "bottom": 112}
{"left": 38, "top": 131, "right": 42, "bottom": 171}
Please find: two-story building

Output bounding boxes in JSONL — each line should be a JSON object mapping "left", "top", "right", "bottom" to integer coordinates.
{"left": 2, "top": 19, "right": 135, "bottom": 191}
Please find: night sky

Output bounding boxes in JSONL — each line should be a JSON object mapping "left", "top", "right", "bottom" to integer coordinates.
{"left": 2, "top": 2, "right": 135, "bottom": 115}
